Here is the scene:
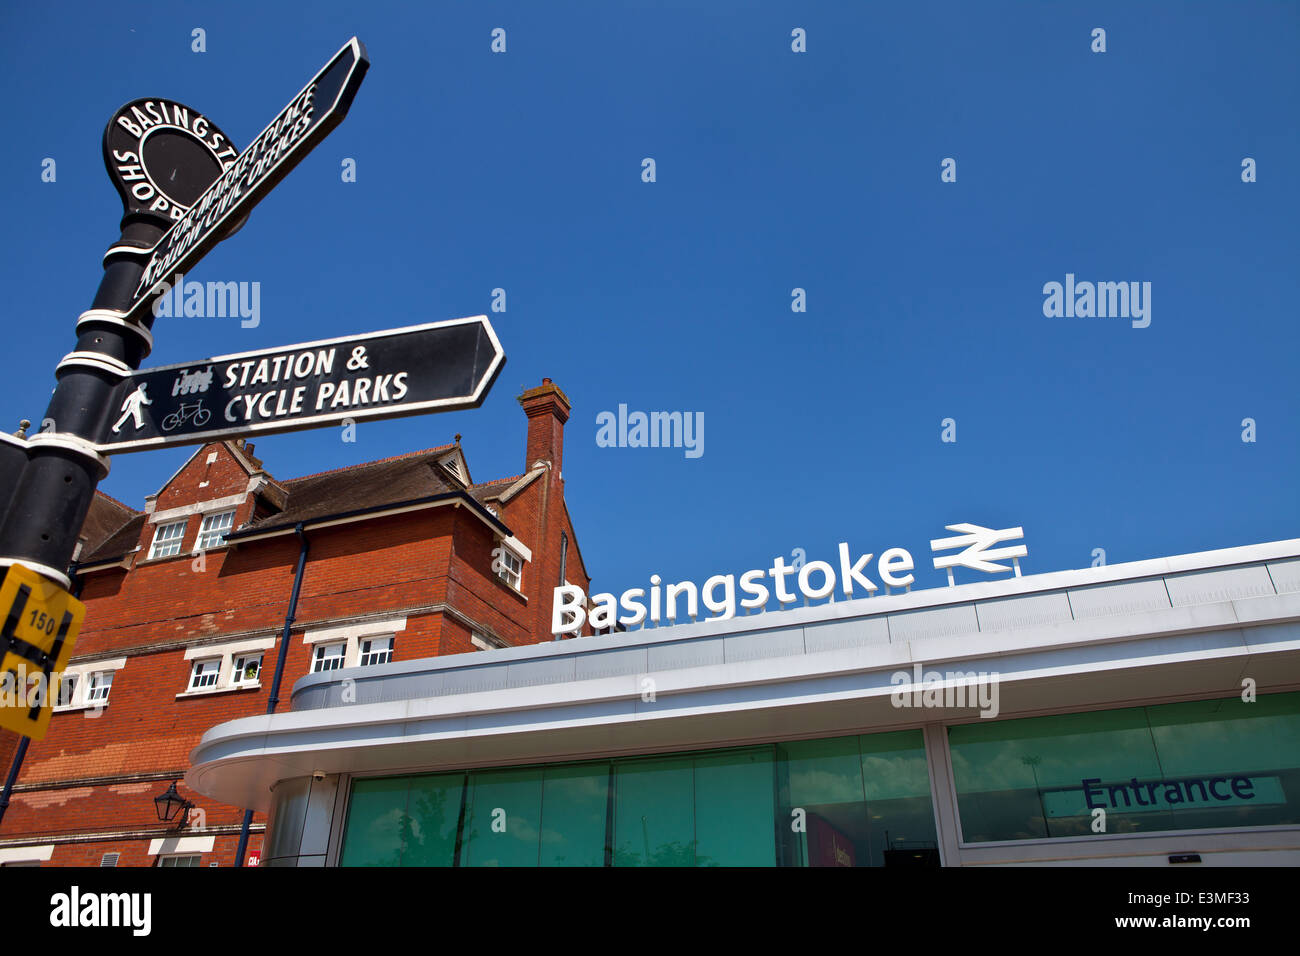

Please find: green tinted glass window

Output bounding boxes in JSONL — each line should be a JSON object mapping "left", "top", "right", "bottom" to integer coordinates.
{"left": 402, "top": 773, "right": 465, "bottom": 867}
{"left": 340, "top": 730, "right": 940, "bottom": 866}
{"left": 462, "top": 767, "right": 544, "bottom": 867}
{"left": 860, "top": 730, "right": 938, "bottom": 866}
{"left": 339, "top": 777, "right": 409, "bottom": 866}
{"left": 949, "top": 693, "right": 1300, "bottom": 842}
{"left": 1145, "top": 694, "right": 1300, "bottom": 830}
{"left": 539, "top": 763, "right": 610, "bottom": 867}
{"left": 775, "top": 736, "right": 869, "bottom": 866}
{"left": 693, "top": 749, "right": 776, "bottom": 867}
{"left": 612, "top": 756, "right": 695, "bottom": 866}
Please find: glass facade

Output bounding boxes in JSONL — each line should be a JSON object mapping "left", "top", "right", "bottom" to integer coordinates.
{"left": 949, "top": 692, "right": 1300, "bottom": 842}
{"left": 333, "top": 692, "right": 1300, "bottom": 865}
{"left": 339, "top": 729, "right": 938, "bottom": 867}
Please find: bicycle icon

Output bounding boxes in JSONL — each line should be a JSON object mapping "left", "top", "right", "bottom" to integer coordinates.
{"left": 161, "top": 401, "right": 212, "bottom": 432}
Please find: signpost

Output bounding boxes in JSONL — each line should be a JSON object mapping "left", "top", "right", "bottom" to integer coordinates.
{"left": 123, "top": 37, "right": 368, "bottom": 324}
{"left": 103, "top": 97, "right": 244, "bottom": 226}
{"left": 0, "top": 36, "right": 509, "bottom": 865}
{"left": 97, "top": 316, "right": 505, "bottom": 453}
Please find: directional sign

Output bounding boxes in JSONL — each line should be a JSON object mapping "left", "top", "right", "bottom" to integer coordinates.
{"left": 95, "top": 316, "right": 506, "bottom": 453}
{"left": 122, "top": 37, "right": 369, "bottom": 323}
{"left": 0, "top": 563, "right": 86, "bottom": 740}
{"left": 103, "top": 98, "right": 243, "bottom": 225}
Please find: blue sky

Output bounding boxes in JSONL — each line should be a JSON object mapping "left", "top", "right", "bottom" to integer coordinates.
{"left": 2, "top": 1, "right": 1296, "bottom": 599}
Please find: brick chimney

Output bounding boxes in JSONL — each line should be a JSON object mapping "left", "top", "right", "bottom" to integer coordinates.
{"left": 518, "top": 378, "right": 571, "bottom": 474}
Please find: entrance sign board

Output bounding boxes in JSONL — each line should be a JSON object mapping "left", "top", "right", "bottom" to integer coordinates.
{"left": 96, "top": 316, "right": 506, "bottom": 453}
{"left": 0, "top": 563, "right": 86, "bottom": 740}
{"left": 122, "top": 37, "right": 369, "bottom": 323}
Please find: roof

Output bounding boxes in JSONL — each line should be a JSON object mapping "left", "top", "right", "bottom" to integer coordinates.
{"left": 78, "top": 492, "right": 138, "bottom": 557}
{"left": 76, "top": 443, "right": 519, "bottom": 563}
{"left": 239, "top": 448, "right": 465, "bottom": 534}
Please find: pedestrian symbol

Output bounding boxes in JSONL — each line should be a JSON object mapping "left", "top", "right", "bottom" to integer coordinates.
{"left": 111, "top": 383, "right": 153, "bottom": 433}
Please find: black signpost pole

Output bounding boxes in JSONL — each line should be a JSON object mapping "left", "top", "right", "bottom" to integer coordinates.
{"left": 0, "top": 39, "right": 372, "bottom": 853}
{"left": 0, "top": 37, "right": 370, "bottom": 587}
{"left": 0, "top": 214, "right": 167, "bottom": 586}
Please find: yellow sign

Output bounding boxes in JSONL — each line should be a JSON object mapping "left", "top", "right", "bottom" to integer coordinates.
{"left": 0, "top": 563, "right": 85, "bottom": 740}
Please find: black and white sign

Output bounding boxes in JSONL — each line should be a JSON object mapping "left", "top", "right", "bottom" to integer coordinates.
{"left": 95, "top": 316, "right": 505, "bottom": 452}
{"left": 102, "top": 98, "right": 242, "bottom": 224}
{"left": 122, "top": 37, "right": 369, "bottom": 323}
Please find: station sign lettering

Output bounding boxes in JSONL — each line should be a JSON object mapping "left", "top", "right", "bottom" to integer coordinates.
{"left": 96, "top": 316, "right": 505, "bottom": 453}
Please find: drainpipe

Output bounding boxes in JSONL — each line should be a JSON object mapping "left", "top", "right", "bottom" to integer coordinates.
{"left": 234, "top": 523, "right": 309, "bottom": 867}
{"left": 0, "top": 562, "right": 83, "bottom": 829}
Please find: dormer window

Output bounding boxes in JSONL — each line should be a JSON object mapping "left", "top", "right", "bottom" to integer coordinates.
{"left": 148, "top": 520, "right": 187, "bottom": 559}
{"left": 196, "top": 510, "right": 235, "bottom": 550}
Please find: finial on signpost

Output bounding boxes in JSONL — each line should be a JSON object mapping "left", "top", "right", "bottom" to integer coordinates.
{"left": 14, "top": 421, "right": 30, "bottom": 439}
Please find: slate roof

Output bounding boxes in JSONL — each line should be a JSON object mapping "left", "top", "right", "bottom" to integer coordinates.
{"left": 77, "top": 443, "right": 514, "bottom": 564}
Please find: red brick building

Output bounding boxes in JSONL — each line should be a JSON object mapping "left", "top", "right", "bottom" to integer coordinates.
{"left": 0, "top": 379, "right": 589, "bottom": 867}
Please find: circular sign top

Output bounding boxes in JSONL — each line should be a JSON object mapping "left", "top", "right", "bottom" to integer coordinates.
{"left": 102, "top": 99, "right": 242, "bottom": 225}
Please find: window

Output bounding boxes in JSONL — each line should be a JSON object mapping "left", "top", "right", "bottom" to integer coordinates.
{"left": 188, "top": 658, "right": 221, "bottom": 690}
{"left": 947, "top": 692, "right": 1300, "bottom": 843}
{"left": 313, "top": 642, "right": 346, "bottom": 673}
{"left": 231, "top": 654, "right": 262, "bottom": 686}
{"left": 85, "top": 671, "right": 113, "bottom": 705}
{"left": 148, "top": 520, "right": 186, "bottom": 559}
{"left": 56, "top": 674, "right": 77, "bottom": 708}
{"left": 53, "top": 657, "right": 128, "bottom": 712}
{"left": 157, "top": 855, "right": 200, "bottom": 867}
{"left": 196, "top": 510, "right": 235, "bottom": 550}
{"left": 496, "top": 547, "right": 523, "bottom": 590}
{"left": 302, "top": 618, "right": 408, "bottom": 671}
{"left": 338, "top": 728, "right": 937, "bottom": 868}
{"left": 180, "top": 638, "right": 275, "bottom": 697}
{"left": 359, "top": 637, "right": 393, "bottom": 667}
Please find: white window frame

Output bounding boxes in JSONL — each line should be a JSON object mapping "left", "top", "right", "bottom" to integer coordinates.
{"left": 85, "top": 670, "right": 114, "bottom": 704}
{"left": 230, "top": 653, "right": 263, "bottom": 687}
{"left": 53, "top": 657, "right": 128, "bottom": 713}
{"left": 312, "top": 642, "right": 347, "bottom": 673}
{"left": 302, "top": 616, "right": 408, "bottom": 670}
{"left": 148, "top": 519, "right": 187, "bottom": 559}
{"left": 357, "top": 636, "right": 393, "bottom": 667}
{"left": 177, "top": 637, "right": 276, "bottom": 698}
{"left": 195, "top": 509, "right": 236, "bottom": 550}
{"left": 55, "top": 673, "right": 78, "bottom": 708}
{"left": 187, "top": 658, "right": 221, "bottom": 691}
{"left": 157, "top": 854, "right": 201, "bottom": 867}
{"left": 497, "top": 547, "right": 523, "bottom": 590}
{"left": 493, "top": 535, "right": 532, "bottom": 596}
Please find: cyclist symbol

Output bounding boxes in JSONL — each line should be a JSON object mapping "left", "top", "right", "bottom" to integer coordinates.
{"left": 161, "top": 400, "right": 212, "bottom": 432}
